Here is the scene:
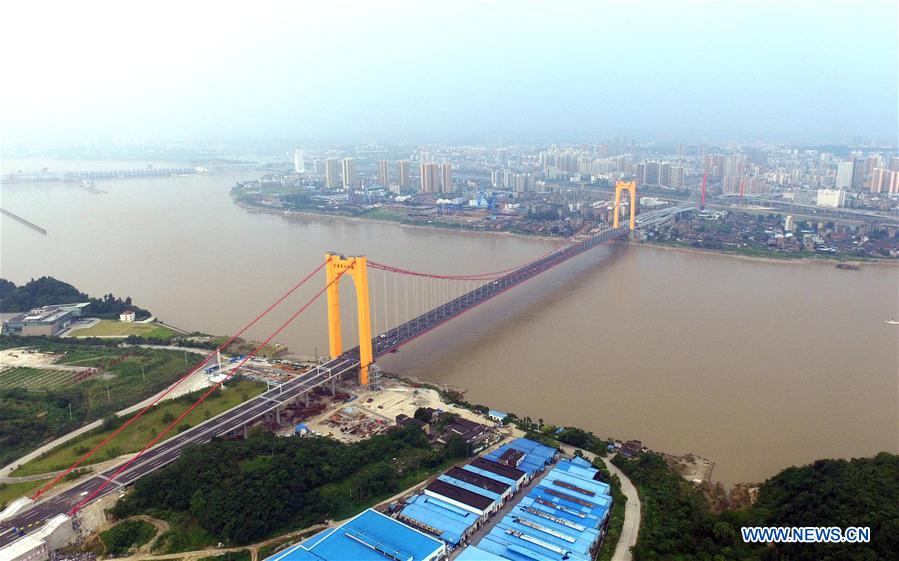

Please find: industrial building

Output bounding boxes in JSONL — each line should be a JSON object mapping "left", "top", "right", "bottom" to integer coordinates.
{"left": 265, "top": 509, "right": 446, "bottom": 561}
{"left": 393, "top": 438, "right": 559, "bottom": 555}
{"left": 261, "top": 439, "right": 571, "bottom": 561}
{"left": 397, "top": 494, "right": 481, "bottom": 547}
{"left": 1, "top": 303, "right": 89, "bottom": 336}
{"left": 472, "top": 457, "right": 613, "bottom": 561}
{"left": 424, "top": 479, "right": 497, "bottom": 517}
{"left": 483, "top": 438, "right": 559, "bottom": 479}
{"left": 465, "top": 458, "right": 526, "bottom": 492}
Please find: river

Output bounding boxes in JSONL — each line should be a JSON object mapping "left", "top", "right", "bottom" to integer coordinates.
{"left": 1, "top": 162, "right": 896, "bottom": 485}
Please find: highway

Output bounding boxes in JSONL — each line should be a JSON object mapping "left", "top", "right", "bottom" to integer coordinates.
{"left": 0, "top": 225, "right": 629, "bottom": 549}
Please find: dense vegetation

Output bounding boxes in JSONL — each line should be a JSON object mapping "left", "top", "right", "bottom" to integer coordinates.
{"left": 99, "top": 519, "right": 157, "bottom": 555}
{"left": 113, "top": 426, "right": 471, "bottom": 546}
{"left": 613, "top": 451, "right": 899, "bottom": 561}
{"left": 0, "top": 337, "right": 190, "bottom": 467}
{"left": 0, "top": 276, "right": 150, "bottom": 319}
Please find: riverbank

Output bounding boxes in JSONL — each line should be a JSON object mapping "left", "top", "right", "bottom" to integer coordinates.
{"left": 638, "top": 239, "right": 899, "bottom": 266}
{"left": 236, "top": 199, "right": 899, "bottom": 266}
{"left": 234, "top": 200, "right": 568, "bottom": 243}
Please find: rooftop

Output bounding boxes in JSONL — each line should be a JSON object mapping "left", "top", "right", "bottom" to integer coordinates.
{"left": 266, "top": 509, "right": 444, "bottom": 561}
{"left": 426, "top": 479, "right": 495, "bottom": 512}
{"left": 469, "top": 457, "right": 526, "bottom": 483}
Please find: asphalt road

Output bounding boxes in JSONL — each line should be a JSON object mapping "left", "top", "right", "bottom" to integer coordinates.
{"left": 0, "top": 225, "right": 628, "bottom": 549}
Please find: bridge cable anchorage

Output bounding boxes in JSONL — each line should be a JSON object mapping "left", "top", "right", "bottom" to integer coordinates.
{"left": 68, "top": 263, "right": 351, "bottom": 515}
{"left": 32, "top": 258, "right": 330, "bottom": 501}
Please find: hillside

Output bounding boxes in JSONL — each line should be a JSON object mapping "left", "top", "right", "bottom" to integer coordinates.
{"left": 613, "top": 451, "right": 899, "bottom": 561}
{"left": 0, "top": 277, "right": 150, "bottom": 319}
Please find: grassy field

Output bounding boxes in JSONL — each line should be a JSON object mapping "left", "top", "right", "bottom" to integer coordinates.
{"left": 0, "top": 367, "right": 75, "bottom": 390}
{"left": 0, "top": 478, "right": 51, "bottom": 510}
{"left": 11, "top": 379, "right": 265, "bottom": 476}
{"left": 70, "top": 320, "right": 175, "bottom": 340}
{"left": 100, "top": 519, "right": 158, "bottom": 556}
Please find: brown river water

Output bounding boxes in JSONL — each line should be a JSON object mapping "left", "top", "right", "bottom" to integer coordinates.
{"left": 1, "top": 163, "right": 896, "bottom": 485}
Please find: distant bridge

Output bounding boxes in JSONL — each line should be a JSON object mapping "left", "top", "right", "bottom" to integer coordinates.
{"left": 1, "top": 163, "right": 263, "bottom": 184}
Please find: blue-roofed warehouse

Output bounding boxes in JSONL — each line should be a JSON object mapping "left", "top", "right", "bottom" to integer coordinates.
{"left": 470, "top": 457, "right": 613, "bottom": 561}
{"left": 483, "top": 438, "right": 559, "bottom": 479}
{"left": 397, "top": 494, "right": 482, "bottom": 546}
{"left": 265, "top": 508, "right": 446, "bottom": 561}
{"left": 393, "top": 438, "right": 552, "bottom": 553}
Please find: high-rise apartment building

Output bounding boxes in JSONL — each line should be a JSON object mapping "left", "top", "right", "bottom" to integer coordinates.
{"left": 377, "top": 159, "right": 389, "bottom": 187}
{"left": 420, "top": 162, "right": 439, "bottom": 193}
{"left": 633, "top": 162, "right": 646, "bottom": 185}
{"left": 850, "top": 158, "right": 866, "bottom": 189}
{"left": 496, "top": 148, "right": 507, "bottom": 168}
{"left": 398, "top": 160, "right": 411, "bottom": 189}
{"left": 659, "top": 162, "right": 671, "bottom": 186}
{"left": 871, "top": 168, "right": 899, "bottom": 194}
{"left": 645, "top": 162, "right": 660, "bottom": 185}
{"left": 324, "top": 158, "right": 341, "bottom": 189}
{"left": 341, "top": 157, "right": 358, "bottom": 190}
{"left": 835, "top": 160, "right": 854, "bottom": 189}
{"left": 440, "top": 162, "right": 452, "bottom": 193}
{"left": 816, "top": 188, "right": 846, "bottom": 208}
{"left": 293, "top": 149, "right": 305, "bottom": 173}
{"left": 667, "top": 165, "right": 685, "bottom": 189}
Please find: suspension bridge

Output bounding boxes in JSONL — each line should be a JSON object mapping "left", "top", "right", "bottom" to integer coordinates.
{"left": 0, "top": 182, "right": 658, "bottom": 549}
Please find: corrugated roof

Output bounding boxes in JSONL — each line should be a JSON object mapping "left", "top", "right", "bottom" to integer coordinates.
{"left": 426, "top": 479, "right": 494, "bottom": 511}
{"left": 266, "top": 509, "right": 444, "bottom": 561}
{"left": 446, "top": 466, "right": 510, "bottom": 495}
{"left": 469, "top": 457, "right": 526, "bottom": 482}
{"left": 459, "top": 455, "right": 613, "bottom": 561}
{"left": 438, "top": 475, "right": 502, "bottom": 503}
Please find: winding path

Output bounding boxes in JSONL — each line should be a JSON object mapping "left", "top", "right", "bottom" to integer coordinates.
{"left": 559, "top": 444, "right": 641, "bottom": 561}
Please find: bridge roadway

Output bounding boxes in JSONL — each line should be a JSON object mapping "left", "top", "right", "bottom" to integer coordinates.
{"left": 0, "top": 225, "right": 628, "bottom": 549}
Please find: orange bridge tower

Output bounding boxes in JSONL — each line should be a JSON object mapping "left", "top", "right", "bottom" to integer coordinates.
{"left": 325, "top": 253, "right": 374, "bottom": 385}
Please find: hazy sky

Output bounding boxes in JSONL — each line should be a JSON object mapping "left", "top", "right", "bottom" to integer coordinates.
{"left": 1, "top": 1, "right": 896, "bottom": 145}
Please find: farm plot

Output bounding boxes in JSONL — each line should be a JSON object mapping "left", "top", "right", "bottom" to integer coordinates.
{"left": 0, "top": 366, "right": 76, "bottom": 390}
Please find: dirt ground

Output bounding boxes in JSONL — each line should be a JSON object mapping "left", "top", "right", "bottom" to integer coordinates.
{"left": 0, "top": 348, "right": 65, "bottom": 368}
{"left": 304, "top": 378, "right": 494, "bottom": 442}
{"left": 664, "top": 451, "right": 715, "bottom": 483}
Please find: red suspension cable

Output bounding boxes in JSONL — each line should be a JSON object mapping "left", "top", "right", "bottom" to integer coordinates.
{"left": 33, "top": 259, "right": 328, "bottom": 500}
{"left": 68, "top": 263, "right": 350, "bottom": 515}
{"left": 368, "top": 245, "right": 564, "bottom": 281}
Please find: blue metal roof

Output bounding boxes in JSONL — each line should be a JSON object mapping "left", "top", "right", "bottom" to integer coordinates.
{"left": 437, "top": 475, "right": 502, "bottom": 503}
{"left": 454, "top": 545, "right": 509, "bottom": 561}
{"left": 462, "top": 464, "right": 520, "bottom": 491}
{"left": 266, "top": 509, "right": 444, "bottom": 561}
{"left": 460, "top": 455, "right": 613, "bottom": 561}
{"left": 483, "top": 439, "right": 557, "bottom": 477}
{"left": 397, "top": 495, "right": 479, "bottom": 546}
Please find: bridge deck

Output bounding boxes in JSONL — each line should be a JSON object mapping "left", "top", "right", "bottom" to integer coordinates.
{"left": 0, "top": 225, "right": 628, "bottom": 547}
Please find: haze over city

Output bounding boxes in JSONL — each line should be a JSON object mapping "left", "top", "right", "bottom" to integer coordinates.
{"left": 1, "top": 0, "right": 896, "bottom": 145}
{"left": 1, "top": 2, "right": 898, "bottom": 561}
